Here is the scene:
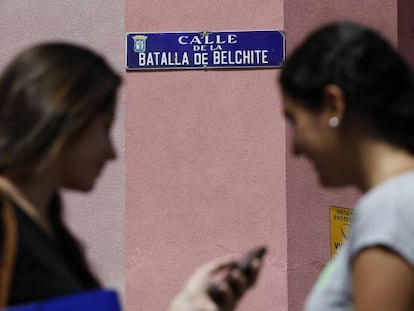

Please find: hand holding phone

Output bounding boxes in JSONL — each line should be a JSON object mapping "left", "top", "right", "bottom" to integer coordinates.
{"left": 207, "top": 246, "right": 267, "bottom": 306}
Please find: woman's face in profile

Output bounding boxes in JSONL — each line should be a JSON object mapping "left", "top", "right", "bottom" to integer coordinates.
{"left": 56, "top": 110, "right": 117, "bottom": 191}
{"left": 282, "top": 93, "right": 350, "bottom": 187}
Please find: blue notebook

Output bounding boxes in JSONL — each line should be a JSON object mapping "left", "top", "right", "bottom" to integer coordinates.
{"left": 6, "top": 290, "right": 121, "bottom": 311}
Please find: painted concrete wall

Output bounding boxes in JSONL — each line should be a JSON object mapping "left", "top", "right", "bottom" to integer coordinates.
{"left": 1, "top": 1, "right": 408, "bottom": 311}
{"left": 283, "top": 1, "right": 398, "bottom": 310}
{"left": 125, "top": 1, "right": 286, "bottom": 310}
{"left": 0, "top": 0, "right": 126, "bottom": 299}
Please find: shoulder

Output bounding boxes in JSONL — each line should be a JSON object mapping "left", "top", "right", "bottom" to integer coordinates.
{"left": 0, "top": 198, "right": 9, "bottom": 237}
{"left": 356, "top": 171, "right": 414, "bottom": 218}
{"left": 350, "top": 171, "right": 414, "bottom": 266}
{"left": 0, "top": 197, "right": 21, "bottom": 244}
{"left": 353, "top": 246, "right": 414, "bottom": 311}
{"left": 0, "top": 201, "right": 3, "bottom": 241}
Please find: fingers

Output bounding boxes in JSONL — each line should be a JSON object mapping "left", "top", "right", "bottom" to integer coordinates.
{"left": 168, "top": 255, "right": 240, "bottom": 311}
{"left": 245, "top": 257, "right": 263, "bottom": 286}
{"left": 226, "top": 269, "right": 249, "bottom": 297}
{"left": 170, "top": 250, "right": 266, "bottom": 311}
{"left": 185, "top": 255, "right": 239, "bottom": 293}
{"left": 207, "top": 269, "right": 248, "bottom": 306}
{"left": 208, "top": 256, "right": 265, "bottom": 311}
{"left": 200, "top": 255, "right": 239, "bottom": 275}
{"left": 168, "top": 291, "right": 219, "bottom": 311}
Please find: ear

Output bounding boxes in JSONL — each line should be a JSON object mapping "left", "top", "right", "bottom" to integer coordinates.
{"left": 322, "top": 84, "right": 346, "bottom": 123}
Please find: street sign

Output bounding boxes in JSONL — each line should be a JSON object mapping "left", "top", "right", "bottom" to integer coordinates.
{"left": 126, "top": 30, "right": 285, "bottom": 70}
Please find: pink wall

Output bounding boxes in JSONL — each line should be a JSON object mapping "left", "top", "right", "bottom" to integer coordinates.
{"left": 284, "top": 1, "right": 397, "bottom": 310}
{"left": 125, "top": 1, "right": 286, "bottom": 310}
{"left": 1, "top": 1, "right": 407, "bottom": 311}
{"left": 0, "top": 0, "right": 126, "bottom": 299}
{"left": 398, "top": 0, "right": 414, "bottom": 67}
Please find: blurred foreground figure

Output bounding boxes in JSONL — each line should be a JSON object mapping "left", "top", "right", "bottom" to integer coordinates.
{"left": 0, "top": 43, "right": 263, "bottom": 310}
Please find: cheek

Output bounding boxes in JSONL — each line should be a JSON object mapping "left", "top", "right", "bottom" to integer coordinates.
{"left": 292, "top": 133, "right": 304, "bottom": 156}
{"left": 292, "top": 126, "right": 314, "bottom": 156}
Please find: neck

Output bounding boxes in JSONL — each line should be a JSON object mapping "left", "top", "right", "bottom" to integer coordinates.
{"left": 0, "top": 173, "right": 58, "bottom": 238}
{"left": 354, "top": 139, "right": 414, "bottom": 192}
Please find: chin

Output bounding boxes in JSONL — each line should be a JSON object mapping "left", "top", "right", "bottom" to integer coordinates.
{"left": 319, "top": 174, "right": 348, "bottom": 188}
{"left": 78, "top": 183, "right": 96, "bottom": 192}
{"left": 64, "top": 180, "right": 96, "bottom": 192}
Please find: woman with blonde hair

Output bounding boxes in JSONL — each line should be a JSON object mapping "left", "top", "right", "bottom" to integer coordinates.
{"left": 0, "top": 42, "right": 262, "bottom": 310}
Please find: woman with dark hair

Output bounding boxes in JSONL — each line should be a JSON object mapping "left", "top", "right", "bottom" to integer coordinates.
{"left": 0, "top": 43, "right": 262, "bottom": 310}
{"left": 280, "top": 22, "right": 414, "bottom": 310}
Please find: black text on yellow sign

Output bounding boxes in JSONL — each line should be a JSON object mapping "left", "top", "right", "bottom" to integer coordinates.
{"left": 329, "top": 206, "right": 353, "bottom": 258}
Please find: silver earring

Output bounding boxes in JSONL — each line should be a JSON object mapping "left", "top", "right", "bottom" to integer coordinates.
{"left": 329, "top": 117, "right": 340, "bottom": 128}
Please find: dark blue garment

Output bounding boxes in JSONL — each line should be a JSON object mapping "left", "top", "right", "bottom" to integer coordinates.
{"left": 7, "top": 290, "right": 121, "bottom": 311}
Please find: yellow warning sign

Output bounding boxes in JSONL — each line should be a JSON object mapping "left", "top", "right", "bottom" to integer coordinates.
{"left": 330, "top": 206, "right": 353, "bottom": 258}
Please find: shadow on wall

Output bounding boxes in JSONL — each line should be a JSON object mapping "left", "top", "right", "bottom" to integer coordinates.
{"left": 398, "top": 0, "right": 414, "bottom": 67}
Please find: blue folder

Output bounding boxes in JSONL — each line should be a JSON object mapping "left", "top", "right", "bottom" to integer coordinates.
{"left": 6, "top": 290, "right": 121, "bottom": 311}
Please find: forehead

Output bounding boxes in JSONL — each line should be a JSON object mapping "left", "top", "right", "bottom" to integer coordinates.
{"left": 282, "top": 94, "right": 322, "bottom": 122}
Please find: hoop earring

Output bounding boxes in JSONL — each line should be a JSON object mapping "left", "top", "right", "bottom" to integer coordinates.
{"left": 329, "top": 117, "right": 340, "bottom": 128}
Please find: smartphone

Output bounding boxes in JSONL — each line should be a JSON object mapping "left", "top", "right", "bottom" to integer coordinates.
{"left": 207, "top": 246, "right": 267, "bottom": 305}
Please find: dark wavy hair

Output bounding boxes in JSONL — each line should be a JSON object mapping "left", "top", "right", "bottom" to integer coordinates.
{"left": 0, "top": 42, "right": 122, "bottom": 289}
{"left": 280, "top": 22, "right": 414, "bottom": 153}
